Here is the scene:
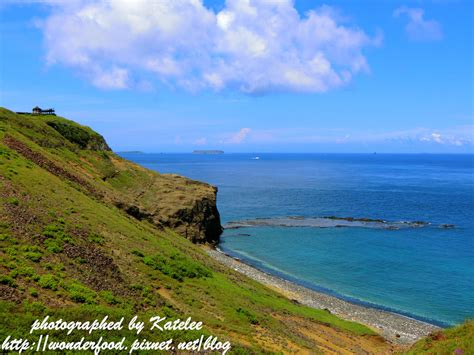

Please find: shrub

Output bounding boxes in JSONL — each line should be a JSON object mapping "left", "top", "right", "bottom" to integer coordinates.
{"left": 44, "top": 263, "right": 65, "bottom": 272}
{"left": 23, "top": 252, "right": 42, "bottom": 262}
{"left": 130, "top": 284, "right": 144, "bottom": 291}
{"left": 0, "top": 275, "right": 16, "bottom": 288}
{"left": 236, "top": 308, "right": 259, "bottom": 325}
{"left": 68, "top": 283, "right": 96, "bottom": 304}
{"left": 14, "top": 266, "right": 37, "bottom": 280}
{"left": 29, "top": 288, "right": 39, "bottom": 297}
{"left": 23, "top": 301, "right": 46, "bottom": 315}
{"left": 42, "top": 222, "right": 72, "bottom": 252}
{"left": 99, "top": 291, "right": 120, "bottom": 305}
{"left": 44, "top": 239, "right": 63, "bottom": 253}
{"left": 7, "top": 197, "right": 19, "bottom": 206}
{"left": 38, "top": 274, "right": 58, "bottom": 290}
{"left": 131, "top": 249, "right": 144, "bottom": 257}
{"left": 46, "top": 121, "right": 92, "bottom": 149}
{"left": 143, "top": 253, "right": 212, "bottom": 281}
{"left": 88, "top": 233, "right": 104, "bottom": 245}
{"left": 5, "top": 247, "right": 18, "bottom": 256}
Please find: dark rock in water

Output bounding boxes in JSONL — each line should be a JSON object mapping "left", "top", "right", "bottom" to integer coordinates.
{"left": 440, "top": 224, "right": 455, "bottom": 229}
{"left": 411, "top": 221, "right": 428, "bottom": 226}
{"left": 323, "top": 216, "right": 386, "bottom": 223}
{"left": 193, "top": 150, "right": 224, "bottom": 154}
{"left": 237, "top": 233, "right": 251, "bottom": 237}
{"left": 225, "top": 225, "right": 242, "bottom": 230}
{"left": 225, "top": 216, "right": 431, "bottom": 231}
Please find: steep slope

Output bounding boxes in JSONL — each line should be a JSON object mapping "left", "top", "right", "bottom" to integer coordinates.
{"left": 407, "top": 321, "right": 473, "bottom": 354}
{"left": 0, "top": 107, "right": 402, "bottom": 352}
{"left": 1, "top": 110, "right": 222, "bottom": 244}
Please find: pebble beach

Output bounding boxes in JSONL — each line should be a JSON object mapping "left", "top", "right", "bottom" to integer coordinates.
{"left": 207, "top": 248, "right": 440, "bottom": 345}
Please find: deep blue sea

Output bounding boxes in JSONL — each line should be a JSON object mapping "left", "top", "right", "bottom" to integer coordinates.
{"left": 120, "top": 153, "right": 474, "bottom": 326}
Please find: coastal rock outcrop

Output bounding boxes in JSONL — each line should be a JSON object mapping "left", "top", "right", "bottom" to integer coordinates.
{"left": 108, "top": 168, "right": 223, "bottom": 244}
{"left": 114, "top": 185, "right": 222, "bottom": 244}
{"left": 162, "top": 191, "right": 222, "bottom": 244}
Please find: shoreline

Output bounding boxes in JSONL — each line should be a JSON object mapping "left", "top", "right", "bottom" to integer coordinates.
{"left": 206, "top": 248, "right": 440, "bottom": 345}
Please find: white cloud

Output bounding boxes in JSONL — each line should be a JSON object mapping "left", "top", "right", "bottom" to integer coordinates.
{"left": 236, "top": 126, "right": 474, "bottom": 146}
{"left": 223, "top": 128, "right": 252, "bottom": 144}
{"left": 91, "top": 66, "right": 129, "bottom": 89}
{"left": 394, "top": 6, "right": 443, "bottom": 41}
{"left": 418, "top": 132, "right": 469, "bottom": 146}
{"left": 39, "top": 0, "right": 380, "bottom": 92}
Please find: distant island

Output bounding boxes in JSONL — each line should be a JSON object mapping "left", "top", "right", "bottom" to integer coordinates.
{"left": 193, "top": 150, "right": 224, "bottom": 154}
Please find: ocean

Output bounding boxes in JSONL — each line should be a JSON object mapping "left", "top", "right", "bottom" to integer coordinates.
{"left": 120, "top": 153, "right": 474, "bottom": 327}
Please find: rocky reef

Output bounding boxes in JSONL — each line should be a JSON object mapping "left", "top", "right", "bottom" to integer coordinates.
{"left": 225, "top": 216, "right": 432, "bottom": 230}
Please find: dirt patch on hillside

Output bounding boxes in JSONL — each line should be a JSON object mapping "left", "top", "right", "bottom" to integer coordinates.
{"left": 276, "top": 314, "right": 400, "bottom": 354}
{"left": 0, "top": 285, "right": 22, "bottom": 303}
{"left": 3, "top": 135, "right": 102, "bottom": 198}
{"left": 62, "top": 243, "right": 128, "bottom": 295}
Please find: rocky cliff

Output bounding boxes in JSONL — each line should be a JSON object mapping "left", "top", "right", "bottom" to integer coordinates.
{"left": 1, "top": 108, "right": 222, "bottom": 244}
{"left": 163, "top": 189, "right": 222, "bottom": 244}
{"left": 111, "top": 171, "right": 223, "bottom": 244}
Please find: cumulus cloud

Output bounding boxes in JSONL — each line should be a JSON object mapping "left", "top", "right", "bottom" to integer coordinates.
{"left": 91, "top": 66, "right": 129, "bottom": 89}
{"left": 39, "top": 0, "right": 380, "bottom": 92}
{"left": 394, "top": 6, "right": 443, "bottom": 41}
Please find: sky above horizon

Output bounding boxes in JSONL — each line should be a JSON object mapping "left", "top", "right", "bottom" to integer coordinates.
{"left": 0, "top": 0, "right": 472, "bottom": 153}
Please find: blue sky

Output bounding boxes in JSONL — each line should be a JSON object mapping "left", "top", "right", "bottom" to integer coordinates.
{"left": 0, "top": 0, "right": 472, "bottom": 153}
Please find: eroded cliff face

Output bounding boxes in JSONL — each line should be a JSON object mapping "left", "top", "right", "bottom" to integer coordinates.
{"left": 160, "top": 188, "right": 223, "bottom": 244}
{"left": 106, "top": 162, "right": 224, "bottom": 244}
{"left": 113, "top": 182, "right": 223, "bottom": 244}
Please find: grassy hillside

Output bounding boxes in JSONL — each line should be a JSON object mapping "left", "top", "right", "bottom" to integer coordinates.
{"left": 0, "top": 107, "right": 467, "bottom": 353}
{"left": 406, "top": 321, "right": 473, "bottom": 354}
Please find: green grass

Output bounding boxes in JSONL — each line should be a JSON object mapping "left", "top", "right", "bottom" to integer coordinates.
{"left": 37, "top": 274, "right": 59, "bottom": 290}
{"left": 45, "top": 118, "right": 108, "bottom": 150}
{"left": 2, "top": 107, "right": 470, "bottom": 353}
{"left": 143, "top": 252, "right": 213, "bottom": 281}
{"left": 407, "top": 321, "right": 474, "bottom": 354}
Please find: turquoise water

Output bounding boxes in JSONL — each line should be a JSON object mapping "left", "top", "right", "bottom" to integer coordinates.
{"left": 121, "top": 153, "right": 474, "bottom": 326}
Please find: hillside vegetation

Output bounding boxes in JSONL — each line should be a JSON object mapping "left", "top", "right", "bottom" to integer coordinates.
{"left": 406, "top": 321, "right": 473, "bottom": 354}
{"left": 0, "top": 107, "right": 468, "bottom": 353}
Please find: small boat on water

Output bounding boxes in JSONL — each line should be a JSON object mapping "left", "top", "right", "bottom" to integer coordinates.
{"left": 251, "top": 156, "right": 260, "bottom": 160}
